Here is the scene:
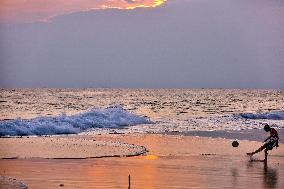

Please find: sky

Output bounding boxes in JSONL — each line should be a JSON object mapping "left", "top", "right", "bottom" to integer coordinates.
{"left": 0, "top": 0, "right": 284, "bottom": 88}
{"left": 0, "top": 0, "right": 166, "bottom": 23}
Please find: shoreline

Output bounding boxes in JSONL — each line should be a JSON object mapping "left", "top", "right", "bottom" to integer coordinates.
{"left": 1, "top": 133, "right": 283, "bottom": 159}
{"left": 1, "top": 128, "right": 283, "bottom": 159}
{"left": 165, "top": 128, "right": 284, "bottom": 143}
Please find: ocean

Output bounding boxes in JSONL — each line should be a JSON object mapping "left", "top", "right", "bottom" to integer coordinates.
{"left": 0, "top": 89, "right": 284, "bottom": 137}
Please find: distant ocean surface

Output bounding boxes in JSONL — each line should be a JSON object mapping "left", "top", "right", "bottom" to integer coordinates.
{"left": 0, "top": 89, "right": 284, "bottom": 136}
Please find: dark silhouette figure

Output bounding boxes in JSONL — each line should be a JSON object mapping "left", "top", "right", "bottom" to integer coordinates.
{"left": 247, "top": 124, "right": 279, "bottom": 162}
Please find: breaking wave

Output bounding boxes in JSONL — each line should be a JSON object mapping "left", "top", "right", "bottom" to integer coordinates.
{"left": 240, "top": 110, "right": 284, "bottom": 120}
{"left": 0, "top": 106, "right": 153, "bottom": 136}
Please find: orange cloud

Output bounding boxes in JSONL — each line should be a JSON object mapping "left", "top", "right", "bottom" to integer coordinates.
{"left": 0, "top": 0, "right": 167, "bottom": 23}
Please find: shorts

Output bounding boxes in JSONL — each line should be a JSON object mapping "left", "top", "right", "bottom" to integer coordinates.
{"left": 264, "top": 137, "right": 279, "bottom": 150}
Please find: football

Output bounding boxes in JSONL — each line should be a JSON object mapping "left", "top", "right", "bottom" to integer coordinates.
{"left": 232, "top": 140, "right": 239, "bottom": 147}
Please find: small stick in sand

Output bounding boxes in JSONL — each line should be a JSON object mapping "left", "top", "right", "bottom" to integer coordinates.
{"left": 128, "top": 174, "right": 131, "bottom": 189}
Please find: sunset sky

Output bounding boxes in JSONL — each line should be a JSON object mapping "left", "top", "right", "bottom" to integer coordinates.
{"left": 0, "top": 0, "right": 283, "bottom": 88}
{"left": 0, "top": 0, "right": 166, "bottom": 23}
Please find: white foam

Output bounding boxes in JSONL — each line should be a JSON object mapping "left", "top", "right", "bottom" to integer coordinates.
{"left": 240, "top": 110, "right": 284, "bottom": 120}
{"left": 0, "top": 106, "right": 153, "bottom": 136}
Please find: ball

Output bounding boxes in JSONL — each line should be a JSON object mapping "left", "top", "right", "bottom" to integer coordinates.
{"left": 232, "top": 140, "right": 239, "bottom": 147}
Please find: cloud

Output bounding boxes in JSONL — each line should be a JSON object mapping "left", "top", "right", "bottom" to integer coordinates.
{"left": 0, "top": 0, "right": 165, "bottom": 23}
{"left": 124, "top": 0, "right": 139, "bottom": 3}
{"left": 0, "top": 0, "right": 283, "bottom": 88}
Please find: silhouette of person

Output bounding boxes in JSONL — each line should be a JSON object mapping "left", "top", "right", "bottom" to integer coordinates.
{"left": 247, "top": 124, "right": 279, "bottom": 162}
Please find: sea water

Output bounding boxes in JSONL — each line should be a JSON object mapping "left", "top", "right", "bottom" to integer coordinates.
{"left": 0, "top": 89, "right": 284, "bottom": 136}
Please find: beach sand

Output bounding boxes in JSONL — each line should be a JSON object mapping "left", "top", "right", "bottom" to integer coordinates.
{"left": 0, "top": 134, "right": 283, "bottom": 188}
{"left": 0, "top": 136, "right": 146, "bottom": 159}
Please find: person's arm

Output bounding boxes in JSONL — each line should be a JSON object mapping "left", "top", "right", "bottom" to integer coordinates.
{"left": 264, "top": 129, "right": 278, "bottom": 142}
{"left": 264, "top": 135, "right": 271, "bottom": 142}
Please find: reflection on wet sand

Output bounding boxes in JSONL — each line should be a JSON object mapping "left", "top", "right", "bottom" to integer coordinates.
{"left": 247, "top": 161, "right": 279, "bottom": 189}
{"left": 0, "top": 155, "right": 283, "bottom": 189}
{"left": 263, "top": 162, "right": 278, "bottom": 189}
{"left": 230, "top": 167, "right": 239, "bottom": 188}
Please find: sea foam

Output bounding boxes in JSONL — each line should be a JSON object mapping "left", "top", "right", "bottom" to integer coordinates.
{"left": 240, "top": 110, "right": 284, "bottom": 120}
{"left": 0, "top": 106, "right": 152, "bottom": 136}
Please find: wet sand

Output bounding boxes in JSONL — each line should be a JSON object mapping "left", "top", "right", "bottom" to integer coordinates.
{"left": 0, "top": 134, "right": 283, "bottom": 188}
{"left": 169, "top": 128, "right": 284, "bottom": 143}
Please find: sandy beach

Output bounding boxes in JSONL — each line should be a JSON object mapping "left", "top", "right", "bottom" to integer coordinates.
{"left": 1, "top": 134, "right": 283, "bottom": 188}
{"left": 0, "top": 136, "right": 146, "bottom": 159}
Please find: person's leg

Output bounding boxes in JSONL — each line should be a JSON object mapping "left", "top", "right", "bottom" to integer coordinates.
{"left": 263, "top": 149, "right": 268, "bottom": 162}
{"left": 247, "top": 145, "right": 265, "bottom": 156}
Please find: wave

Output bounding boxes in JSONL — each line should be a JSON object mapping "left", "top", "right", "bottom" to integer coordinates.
{"left": 0, "top": 106, "right": 153, "bottom": 136}
{"left": 240, "top": 110, "right": 284, "bottom": 120}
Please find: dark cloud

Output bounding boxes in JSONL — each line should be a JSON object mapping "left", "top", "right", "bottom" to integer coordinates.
{"left": 0, "top": 0, "right": 283, "bottom": 88}
{"left": 124, "top": 0, "right": 139, "bottom": 3}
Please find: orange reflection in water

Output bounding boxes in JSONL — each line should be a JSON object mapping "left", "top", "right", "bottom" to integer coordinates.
{"left": 144, "top": 154, "right": 159, "bottom": 160}
{"left": 0, "top": 154, "right": 283, "bottom": 188}
{"left": 84, "top": 158, "right": 159, "bottom": 189}
{"left": 84, "top": 139, "right": 160, "bottom": 188}
{"left": 0, "top": 0, "right": 167, "bottom": 23}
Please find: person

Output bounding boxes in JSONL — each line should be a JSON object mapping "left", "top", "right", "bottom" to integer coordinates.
{"left": 247, "top": 124, "right": 279, "bottom": 162}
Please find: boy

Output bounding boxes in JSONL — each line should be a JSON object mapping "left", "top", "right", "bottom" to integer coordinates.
{"left": 247, "top": 124, "right": 279, "bottom": 162}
